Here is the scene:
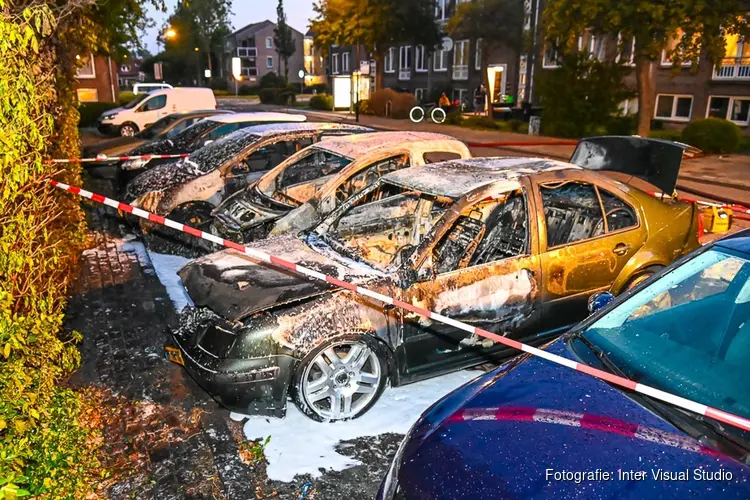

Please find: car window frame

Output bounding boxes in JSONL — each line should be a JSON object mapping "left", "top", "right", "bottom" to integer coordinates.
{"left": 137, "top": 94, "right": 167, "bottom": 113}
{"left": 532, "top": 172, "right": 642, "bottom": 252}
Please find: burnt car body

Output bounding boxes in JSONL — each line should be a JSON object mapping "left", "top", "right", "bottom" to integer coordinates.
{"left": 117, "top": 112, "right": 308, "bottom": 184}
{"left": 170, "top": 137, "right": 701, "bottom": 421}
{"left": 211, "top": 131, "right": 472, "bottom": 244}
{"left": 124, "top": 122, "right": 373, "bottom": 242}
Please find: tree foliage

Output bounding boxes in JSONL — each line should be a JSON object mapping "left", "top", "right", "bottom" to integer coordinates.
{"left": 274, "top": 0, "right": 296, "bottom": 82}
{"left": 543, "top": 0, "right": 750, "bottom": 135}
{"left": 446, "top": 0, "right": 524, "bottom": 118}
{"left": 311, "top": 0, "right": 440, "bottom": 88}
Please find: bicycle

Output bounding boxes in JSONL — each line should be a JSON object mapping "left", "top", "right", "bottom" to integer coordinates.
{"left": 409, "top": 102, "right": 447, "bottom": 124}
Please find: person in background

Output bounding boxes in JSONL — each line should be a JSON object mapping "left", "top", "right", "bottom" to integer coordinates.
{"left": 474, "top": 84, "right": 487, "bottom": 115}
{"left": 438, "top": 92, "right": 451, "bottom": 112}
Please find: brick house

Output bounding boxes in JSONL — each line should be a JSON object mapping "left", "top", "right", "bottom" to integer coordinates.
{"left": 224, "top": 20, "right": 304, "bottom": 86}
{"left": 117, "top": 58, "right": 145, "bottom": 90}
{"left": 303, "top": 29, "right": 328, "bottom": 87}
{"left": 75, "top": 54, "right": 119, "bottom": 103}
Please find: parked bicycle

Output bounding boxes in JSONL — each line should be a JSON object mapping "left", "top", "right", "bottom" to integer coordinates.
{"left": 409, "top": 102, "right": 447, "bottom": 124}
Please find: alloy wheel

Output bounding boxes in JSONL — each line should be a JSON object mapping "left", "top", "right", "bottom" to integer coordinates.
{"left": 301, "top": 341, "right": 382, "bottom": 421}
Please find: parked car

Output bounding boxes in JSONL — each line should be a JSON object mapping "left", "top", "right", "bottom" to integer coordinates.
{"left": 117, "top": 112, "right": 308, "bottom": 182}
{"left": 125, "top": 122, "right": 373, "bottom": 252}
{"left": 169, "top": 137, "right": 700, "bottom": 421}
{"left": 211, "top": 131, "right": 472, "bottom": 245}
{"left": 132, "top": 82, "right": 173, "bottom": 95}
{"left": 378, "top": 229, "right": 750, "bottom": 499}
{"left": 98, "top": 87, "right": 217, "bottom": 137}
{"left": 82, "top": 110, "right": 233, "bottom": 180}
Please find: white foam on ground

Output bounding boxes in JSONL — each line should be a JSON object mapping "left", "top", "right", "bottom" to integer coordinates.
{"left": 146, "top": 251, "right": 194, "bottom": 312}
{"left": 230, "top": 370, "right": 480, "bottom": 482}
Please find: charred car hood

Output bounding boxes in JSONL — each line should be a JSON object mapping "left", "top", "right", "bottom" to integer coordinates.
{"left": 394, "top": 339, "right": 750, "bottom": 499}
{"left": 178, "top": 234, "right": 381, "bottom": 320}
{"left": 125, "top": 160, "right": 203, "bottom": 199}
{"left": 570, "top": 136, "right": 688, "bottom": 194}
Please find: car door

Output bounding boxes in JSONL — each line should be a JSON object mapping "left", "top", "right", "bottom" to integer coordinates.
{"left": 534, "top": 171, "right": 644, "bottom": 333}
{"left": 397, "top": 186, "right": 542, "bottom": 381}
{"left": 135, "top": 94, "right": 168, "bottom": 128}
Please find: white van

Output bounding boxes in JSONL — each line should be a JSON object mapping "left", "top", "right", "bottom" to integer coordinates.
{"left": 132, "top": 83, "right": 173, "bottom": 95}
{"left": 98, "top": 87, "right": 217, "bottom": 137}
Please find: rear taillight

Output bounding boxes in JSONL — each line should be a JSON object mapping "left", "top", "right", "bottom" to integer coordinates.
{"left": 696, "top": 203, "right": 704, "bottom": 244}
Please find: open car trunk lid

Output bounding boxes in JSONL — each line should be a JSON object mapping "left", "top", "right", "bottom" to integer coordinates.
{"left": 569, "top": 136, "right": 698, "bottom": 195}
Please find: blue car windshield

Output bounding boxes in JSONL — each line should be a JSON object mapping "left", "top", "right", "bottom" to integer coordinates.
{"left": 580, "top": 248, "right": 750, "bottom": 420}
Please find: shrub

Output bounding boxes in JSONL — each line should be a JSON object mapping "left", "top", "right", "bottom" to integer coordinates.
{"left": 259, "top": 72, "right": 286, "bottom": 89}
{"left": 78, "top": 101, "right": 120, "bottom": 127}
{"left": 649, "top": 129, "right": 682, "bottom": 142}
{"left": 368, "top": 88, "right": 415, "bottom": 118}
{"left": 309, "top": 93, "right": 333, "bottom": 110}
{"left": 209, "top": 79, "right": 228, "bottom": 91}
{"left": 212, "top": 89, "right": 231, "bottom": 96}
{"left": 606, "top": 115, "right": 637, "bottom": 136}
{"left": 507, "top": 118, "right": 524, "bottom": 133}
{"left": 238, "top": 84, "right": 260, "bottom": 96}
{"left": 444, "top": 108, "right": 464, "bottom": 125}
{"left": 358, "top": 99, "right": 372, "bottom": 115}
{"left": 119, "top": 90, "right": 136, "bottom": 105}
{"left": 308, "top": 83, "right": 329, "bottom": 94}
{"left": 259, "top": 87, "right": 297, "bottom": 106}
{"left": 463, "top": 116, "right": 500, "bottom": 130}
{"left": 680, "top": 118, "right": 743, "bottom": 154}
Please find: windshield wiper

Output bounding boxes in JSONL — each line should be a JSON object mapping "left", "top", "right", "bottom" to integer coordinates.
{"left": 569, "top": 332, "right": 629, "bottom": 379}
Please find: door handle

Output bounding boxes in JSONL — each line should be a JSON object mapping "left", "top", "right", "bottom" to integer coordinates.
{"left": 612, "top": 243, "right": 630, "bottom": 256}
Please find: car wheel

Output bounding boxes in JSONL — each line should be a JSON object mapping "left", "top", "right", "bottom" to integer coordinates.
{"left": 292, "top": 335, "right": 388, "bottom": 422}
{"left": 119, "top": 123, "right": 138, "bottom": 137}
{"left": 147, "top": 202, "right": 217, "bottom": 257}
{"left": 624, "top": 265, "right": 663, "bottom": 291}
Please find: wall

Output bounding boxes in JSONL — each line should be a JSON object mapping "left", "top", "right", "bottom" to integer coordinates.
{"left": 75, "top": 54, "right": 119, "bottom": 102}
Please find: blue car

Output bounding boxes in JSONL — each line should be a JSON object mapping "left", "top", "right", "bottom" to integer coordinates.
{"left": 379, "top": 229, "right": 750, "bottom": 499}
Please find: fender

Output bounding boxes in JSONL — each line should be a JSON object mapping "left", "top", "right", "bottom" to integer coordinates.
{"left": 610, "top": 248, "right": 669, "bottom": 295}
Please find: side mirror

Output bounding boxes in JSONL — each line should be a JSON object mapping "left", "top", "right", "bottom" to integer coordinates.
{"left": 203, "top": 139, "right": 214, "bottom": 146}
{"left": 588, "top": 291, "right": 615, "bottom": 314}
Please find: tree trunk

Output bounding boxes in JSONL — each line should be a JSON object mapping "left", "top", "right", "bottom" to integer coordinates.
{"left": 635, "top": 56, "right": 654, "bottom": 137}
{"left": 374, "top": 51, "right": 384, "bottom": 91}
{"left": 482, "top": 49, "right": 492, "bottom": 120}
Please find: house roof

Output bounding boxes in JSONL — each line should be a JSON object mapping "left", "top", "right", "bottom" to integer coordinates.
{"left": 231, "top": 19, "right": 304, "bottom": 39}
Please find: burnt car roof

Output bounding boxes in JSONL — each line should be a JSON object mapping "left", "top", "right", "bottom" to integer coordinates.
{"left": 223, "top": 121, "right": 373, "bottom": 139}
{"left": 383, "top": 157, "right": 579, "bottom": 198}
{"left": 314, "top": 131, "right": 461, "bottom": 158}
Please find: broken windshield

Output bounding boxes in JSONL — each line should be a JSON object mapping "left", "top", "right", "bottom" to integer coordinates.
{"left": 188, "top": 131, "right": 260, "bottom": 173}
{"left": 169, "top": 119, "right": 219, "bottom": 149}
{"left": 320, "top": 182, "right": 451, "bottom": 271}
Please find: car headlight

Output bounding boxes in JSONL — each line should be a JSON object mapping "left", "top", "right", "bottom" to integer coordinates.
{"left": 101, "top": 113, "right": 117, "bottom": 121}
{"left": 380, "top": 430, "right": 411, "bottom": 500}
{"left": 121, "top": 158, "right": 149, "bottom": 171}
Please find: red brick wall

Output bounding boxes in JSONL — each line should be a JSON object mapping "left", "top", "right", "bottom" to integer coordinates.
{"left": 75, "top": 55, "right": 120, "bottom": 103}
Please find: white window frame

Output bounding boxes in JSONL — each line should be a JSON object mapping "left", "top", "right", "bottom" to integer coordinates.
{"left": 654, "top": 93, "right": 693, "bottom": 122}
{"left": 435, "top": 0, "right": 447, "bottom": 22}
{"left": 399, "top": 45, "right": 412, "bottom": 69}
{"left": 415, "top": 88, "right": 427, "bottom": 102}
{"left": 266, "top": 37, "right": 273, "bottom": 49}
{"left": 661, "top": 31, "right": 694, "bottom": 67}
{"left": 76, "top": 54, "right": 96, "bottom": 79}
{"left": 332, "top": 53, "right": 339, "bottom": 74}
{"left": 543, "top": 41, "right": 561, "bottom": 68}
{"left": 415, "top": 45, "right": 427, "bottom": 72}
{"left": 616, "top": 33, "right": 636, "bottom": 66}
{"left": 453, "top": 39, "right": 470, "bottom": 80}
{"left": 267, "top": 56, "right": 274, "bottom": 68}
{"left": 434, "top": 48, "right": 448, "bottom": 71}
{"left": 705, "top": 95, "right": 750, "bottom": 126}
{"left": 475, "top": 38, "right": 482, "bottom": 71}
{"left": 342, "top": 52, "right": 350, "bottom": 73}
{"left": 385, "top": 47, "right": 396, "bottom": 73}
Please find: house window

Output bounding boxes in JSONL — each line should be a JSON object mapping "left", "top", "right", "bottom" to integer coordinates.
{"left": 707, "top": 96, "right": 750, "bottom": 125}
{"left": 76, "top": 54, "right": 96, "bottom": 78}
{"left": 587, "top": 35, "right": 606, "bottom": 60}
{"left": 266, "top": 37, "right": 273, "bottom": 49}
{"left": 342, "top": 52, "right": 350, "bottom": 73}
{"left": 619, "top": 99, "right": 639, "bottom": 116}
{"left": 332, "top": 53, "right": 339, "bottom": 74}
{"left": 616, "top": 34, "right": 636, "bottom": 66}
{"left": 435, "top": 0, "right": 447, "bottom": 21}
{"left": 267, "top": 56, "right": 274, "bottom": 68}
{"left": 475, "top": 39, "right": 482, "bottom": 71}
{"left": 654, "top": 94, "right": 693, "bottom": 121}
{"left": 434, "top": 48, "right": 448, "bottom": 71}
{"left": 415, "top": 45, "right": 427, "bottom": 72}
{"left": 399, "top": 46, "right": 411, "bottom": 69}
{"left": 76, "top": 88, "right": 98, "bottom": 102}
{"left": 452, "top": 88, "right": 467, "bottom": 103}
{"left": 453, "top": 39, "right": 469, "bottom": 80}
{"left": 661, "top": 29, "right": 695, "bottom": 66}
{"left": 385, "top": 47, "right": 395, "bottom": 73}
{"left": 543, "top": 41, "right": 560, "bottom": 68}
{"left": 415, "top": 88, "right": 427, "bottom": 103}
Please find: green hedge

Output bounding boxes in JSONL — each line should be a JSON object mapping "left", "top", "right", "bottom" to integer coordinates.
{"left": 258, "top": 87, "right": 296, "bottom": 105}
{"left": 119, "top": 90, "right": 136, "bottom": 105}
{"left": 78, "top": 101, "right": 119, "bottom": 127}
{"left": 309, "top": 93, "right": 333, "bottom": 110}
{"left": 681, "top": 118, "right": 743, "bottom": 154}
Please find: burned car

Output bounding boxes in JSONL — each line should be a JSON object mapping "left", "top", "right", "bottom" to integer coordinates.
{"left": 211, "top": 131, "right": 472, "bottom": 244}
{"left": 168, "top": 137, "right": 701, "bottom": 421}
{"left": 124, "top": 122, "right": 373, "bottom": 251}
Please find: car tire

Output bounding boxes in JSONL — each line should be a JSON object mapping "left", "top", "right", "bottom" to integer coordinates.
{"left": 147, "top": 202, "right": 217, "bottom": 257}
{"left": 291, "top": 334, "right": 389, "bottom": 422}
{"left": 119, "top": 123, "right": 138, "bottom": 137}
{"left": 623, "top": 265, "right": 663, "bottom": 292}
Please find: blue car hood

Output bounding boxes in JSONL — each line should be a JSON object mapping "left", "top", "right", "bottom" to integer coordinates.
{"left": 396, "top": 339, "right": 750, "bottom": 499}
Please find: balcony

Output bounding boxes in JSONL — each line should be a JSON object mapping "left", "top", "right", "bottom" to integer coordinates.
{"left": 714, "top": 57, "right": 750, "bottom": 80}
{"left": 241, "top": 67, "right": 258, "bottom": 78}
{"left": 398, "top": 68, "right": 411, "bottom": 80}
{"left": 237, "top": 47, "right": 257, "bottom": 58}
{"left": 452, "top": 64, "right": 469, "bottom": 80}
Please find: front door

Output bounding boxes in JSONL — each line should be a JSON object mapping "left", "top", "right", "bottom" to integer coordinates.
{"left": 398, "top": 189, "right": 542, "bottom": 380}
{"left": 535, "top": 175, "right": 644, "bottom": 332}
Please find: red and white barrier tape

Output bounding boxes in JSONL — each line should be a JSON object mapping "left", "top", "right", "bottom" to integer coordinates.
{"left": 49, "top": 153, "right": 190, "bottom": 164}
{"left": 50, "top": 179, "right": 750, "bottom": 434}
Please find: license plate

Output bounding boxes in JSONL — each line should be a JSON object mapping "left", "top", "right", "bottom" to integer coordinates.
{"left": 165, "top": 345, "right": 185, "bottom": 366}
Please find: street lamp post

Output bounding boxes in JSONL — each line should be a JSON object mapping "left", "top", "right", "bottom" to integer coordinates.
{"left": 194, "top": 47, "right": 201, "bottom": 86}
